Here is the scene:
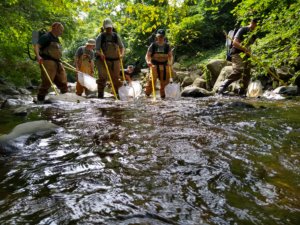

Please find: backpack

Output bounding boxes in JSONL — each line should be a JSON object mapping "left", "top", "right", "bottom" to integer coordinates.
{"left": 27, "top": 28, "right": 47, "bottom": 60}
{"left": 225, "top": 28, "right": 239, "bottom": 61}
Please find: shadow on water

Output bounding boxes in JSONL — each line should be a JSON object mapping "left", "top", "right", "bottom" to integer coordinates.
{"left": 0, "top": 97, "right": 299, "bottom": 224}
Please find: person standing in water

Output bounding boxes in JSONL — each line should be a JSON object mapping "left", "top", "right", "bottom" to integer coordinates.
{"left": 145, "top": 29, "right": 173, "bottom": 99}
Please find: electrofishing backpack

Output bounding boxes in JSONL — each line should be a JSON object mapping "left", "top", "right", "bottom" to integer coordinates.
{"left": 225, "top": 28, "right": 239, "bottom": 61}
{"left": 27, "top": 28, "right": 47, "bottom": 61}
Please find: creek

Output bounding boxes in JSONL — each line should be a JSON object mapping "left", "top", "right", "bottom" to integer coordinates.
{"left": 0, "top": 96, "right": 299, "bottom": 225}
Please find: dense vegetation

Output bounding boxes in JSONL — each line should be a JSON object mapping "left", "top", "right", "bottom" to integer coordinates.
{"left": 0, "top": 0, "right": 299, "bottom": 86}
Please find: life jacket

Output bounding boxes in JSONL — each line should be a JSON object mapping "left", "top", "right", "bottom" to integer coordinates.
{"left": 100, "top": 32, "right": 119, "bottom": 60}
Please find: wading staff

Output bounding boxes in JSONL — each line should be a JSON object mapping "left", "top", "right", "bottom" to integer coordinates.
{"left": 100, "top": 49, "right": 118, "bottom": 100}
{"left": 41, "top": 63, "right": 59, "bottom": 96}
{"left": 150, "top": 66, "right": 156, "bottom": 101}
{"left": 118, "top": 48, "right": 127, "bottom": 83}
{"left": 223, "top": 31, "right": 284, "bottom": 85}
{"left": 169, "top": 65, "right": 173, "bottom": 83}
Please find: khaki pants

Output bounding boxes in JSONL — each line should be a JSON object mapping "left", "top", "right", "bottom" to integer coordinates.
{"left": 95, "top": 58, "right": 123, "bottom": 96}
{"left": 145, "top": 65, "right": 170, "bottom": 98}
{"left": 38, "top": 60, "right": 68, "bottom": 97}
{"left": 227, "top": 54, "right": 251, "bottom": 90}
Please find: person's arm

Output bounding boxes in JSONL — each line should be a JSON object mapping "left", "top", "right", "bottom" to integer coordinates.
{"left": 232, "top": 28, "right": 250, "bottom": 55}
{"left": 146, "top": 51, "right": 152, "bottom": 67}
{"left": 74, "top": 47, "right": 82, "bottom": 70}
{"left": 34, "top": 44, "right": 43, "bottom": 64}
{"left": 167, "top": 46, "right": 173, "bottom": 65}
{"left": 90, "top": 60, "right": 95, "bottom": 74}
{"left": 117, "top": 35, "right": 125, "bottom": 58}
{"left": 145, "top": 44, "right": 153, "bottom": 67}
{"left": 232, "top": 38, "right": 248, "bottom": 53}
{"left": 95, "top": 35, "right": 105, "bottom": 60}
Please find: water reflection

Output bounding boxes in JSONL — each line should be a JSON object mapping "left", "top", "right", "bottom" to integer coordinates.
{"left": 0, "top": 97, "right": 299, "bottom": 224}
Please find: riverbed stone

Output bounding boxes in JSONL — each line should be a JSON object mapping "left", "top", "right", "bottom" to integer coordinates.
{"left": 0, "top": 120, "right": 61, "bottom": 154}
{"left": 192, "top": 77, "right": 207, "bottom": 89}
{"left": 213, "top": 66, "right": 240, "bottom": 93}
{"left": 181, "top": 86, "right": 213, "bottom": 98}
{"left": 273, "top": 86, "right": 298, "bottom": 96}
{"left": 206, "top": 59, "right": 228, "bottom": 87}
{"left": 181, "top": 76, "right": 194, "bottom": 88}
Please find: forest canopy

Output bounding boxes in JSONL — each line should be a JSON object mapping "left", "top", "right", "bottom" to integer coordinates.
{"left": 0, "top": 0, "right": 299, "bottom": 84}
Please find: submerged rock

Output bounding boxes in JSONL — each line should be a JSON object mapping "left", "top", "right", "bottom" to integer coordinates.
{"left": 181, "top": 86, "right": 213, "bottom": 98}
{"left": 0, "top": 120, "right": 61, "bottom": 154}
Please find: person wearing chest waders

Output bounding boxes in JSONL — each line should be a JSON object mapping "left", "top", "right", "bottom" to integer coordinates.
{"left": 74, "top": 39, "right": 96, "bottom": 96}
{"left": 95, "top": 18, "right": 124, "bottom": 98}
{"left": 34, "top": 22, "right": 68, "bottom": 102}
{"left": 145, "top": 29, "right": 173, "bottom": 99}
{"left": 218, "top": 18, "right": 258, "bottom": 96}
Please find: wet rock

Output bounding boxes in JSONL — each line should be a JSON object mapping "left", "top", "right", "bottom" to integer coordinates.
{"left": 175, "top": 71, "right": 190, "bottom": 83}
{"left": 226, "top": 101, "right": 255, "bottom": 109}
{"left": 181, "top": 86, "right": 213, "bottom": 98}
{"left": 0, "top": 120, "right": 61, "bottom": 154}
{"left": 192, "top": 77, "right": 207, "bottom": 89}
{"left": 181, "top": 76, "right": 194, "bottom": 88}
{"left": 17, "top": 88, "right": 31, "bottom": 95}
{"left": 213, "top": 66, "right": 232, "bottom": 92}
{"left": 206, "top": 59, "right": 228, "bottom": 87}
{"left": 13, "top": 106, "right": 29, "bottom": 116}
{"left": 273, "top": 86, "right": 298, "bottom": 96}
{"left": 262, "top": 91, "right": 285, "bottom": 100}
{"left": 0, "top": 84, "right": 20, "bottom": 95}
{"left": 46, "top": 93, "right": 87, "bottom": 103}
{"left": 1, "top": 98, "right": 33, "bottom": 109}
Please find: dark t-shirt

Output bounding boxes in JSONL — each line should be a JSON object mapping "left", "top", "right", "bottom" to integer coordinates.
{"left": 38, "top": 32, "right": 59, "bottom": 50}
{"left": 75, "top": 46, "right": 94, "bottom": 60}
{"left": 231, "top": 26, "right": 255, "bottom": 54}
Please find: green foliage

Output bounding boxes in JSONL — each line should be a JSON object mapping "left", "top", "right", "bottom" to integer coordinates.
{"left": 0, "top": 0, "right": 299, "bottom": 86}
{"left": 233, "top": 0, "right": 300, "bottom": 80}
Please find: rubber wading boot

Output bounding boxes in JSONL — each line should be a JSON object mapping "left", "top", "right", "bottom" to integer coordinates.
{"left": 98, "top": 92, "right": 104, "bottom": 98}
{"left": 218, "top": 79, "right": 232, "bottom": 94}
{"left": 37, "top": 95, "right": 45, "bottom": 101}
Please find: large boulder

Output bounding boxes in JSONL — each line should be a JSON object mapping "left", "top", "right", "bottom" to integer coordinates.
{"left": 181, "top": 76, "right": 194, "bottom": 88}
{"left": 192, "top": 77, "right": 207, "bottom": 89}
{"left": 273, "top": 86, "right": 298, "bottom": 96}
{"left": 181, "top": 86, "right": 213, "bottom": 98}
{"left": 213, "top": 66, "right": 238, "bottom": 92}
{"left": 0, "top": 120, "right": 61, "bottom": 154}
{"left": 175, "top": 71, "right": 190, "bottom": 83}
{"left": 206, "top": 59, "right": 228, "bottom": 87}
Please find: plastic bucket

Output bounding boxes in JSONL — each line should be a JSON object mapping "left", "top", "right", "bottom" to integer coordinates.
{"left": 165, "top": 82, "right": 181, "bottom": 99}
{"left": 118, "top": 81, "right": 142, "bottom": 101}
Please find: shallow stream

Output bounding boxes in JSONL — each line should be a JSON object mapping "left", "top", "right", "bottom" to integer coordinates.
{"left": 0, "top": 96, "right": 299, "bottom": 225}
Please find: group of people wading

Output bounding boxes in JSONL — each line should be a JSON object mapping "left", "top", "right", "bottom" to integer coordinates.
{"left": 34, "top": 18, "right": 258, "bottom": 102}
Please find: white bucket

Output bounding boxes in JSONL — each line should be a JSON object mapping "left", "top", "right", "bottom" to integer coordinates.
{"left": 247, "top": 80, "right": 263, "bottom": 98}
{"left": 78, "top": 72, "right": 98, "bottom": 92}
{"left": 118, "top": 81, "right": 142, "bottom": 101}
{"left": 165, "top": 81, "right": 180, "bottom": 99}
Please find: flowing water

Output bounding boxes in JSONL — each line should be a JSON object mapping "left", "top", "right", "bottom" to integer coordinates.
{"left": 0, "top": 96, "right": 299, "bottom": 225}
